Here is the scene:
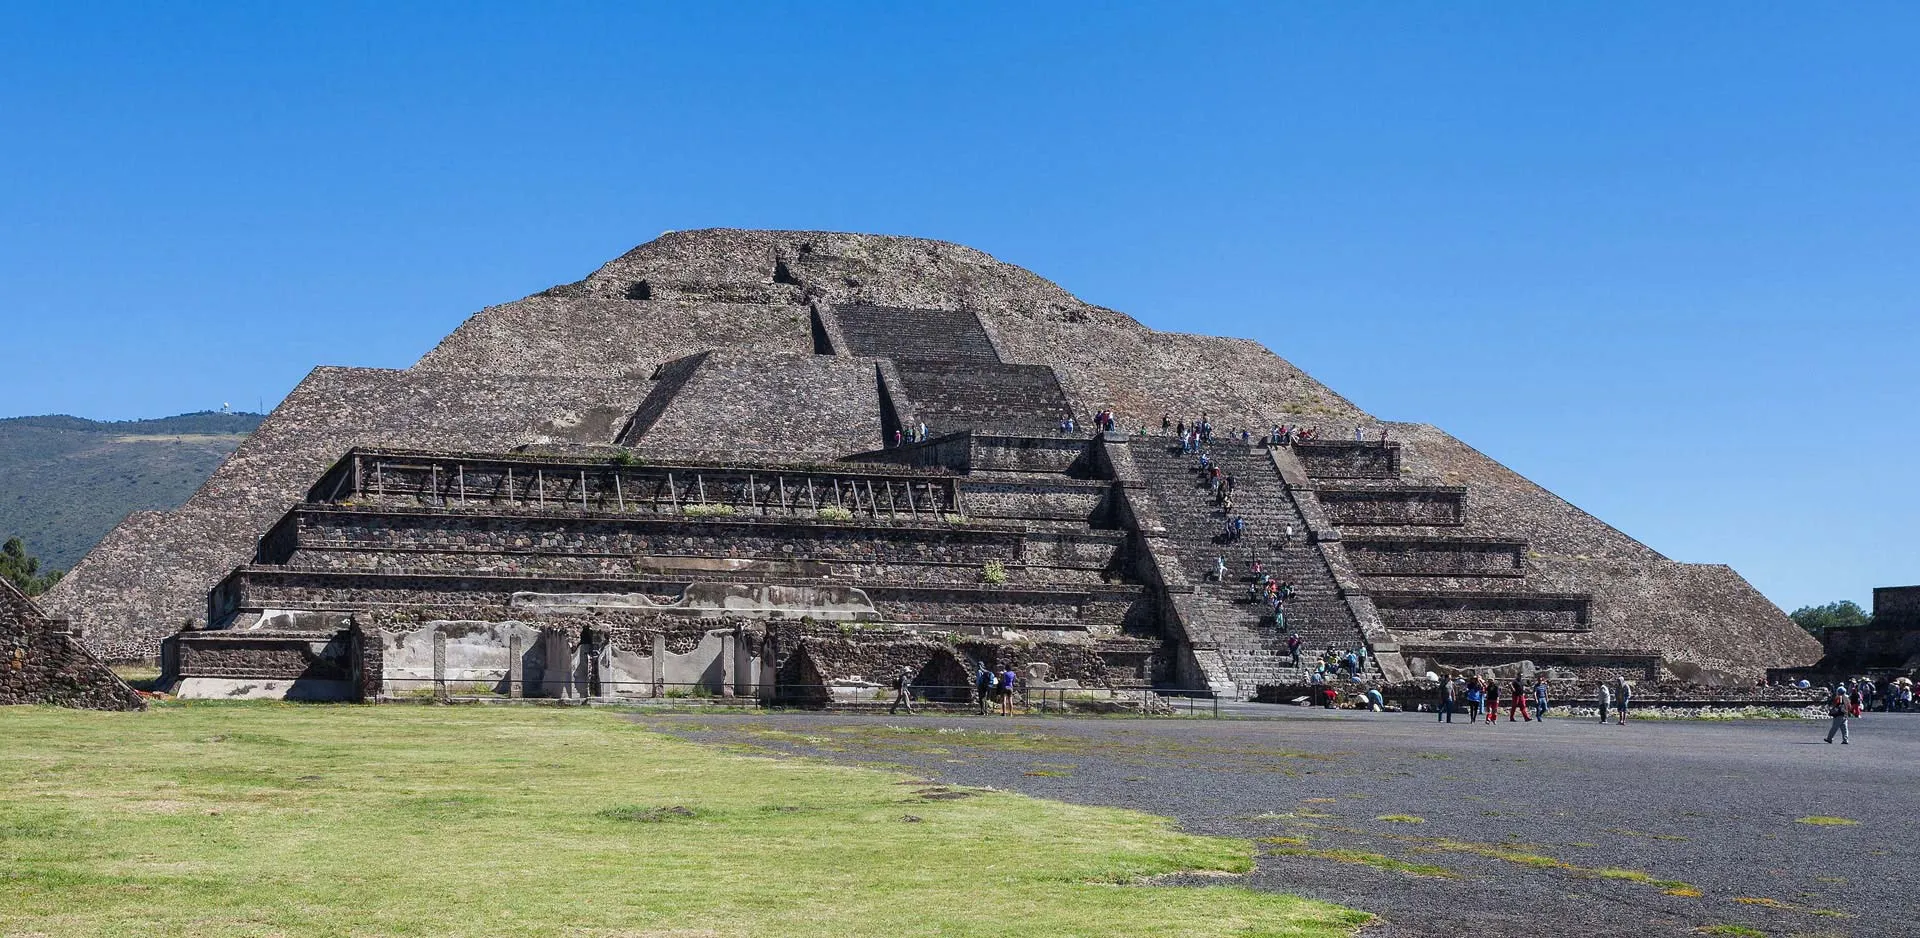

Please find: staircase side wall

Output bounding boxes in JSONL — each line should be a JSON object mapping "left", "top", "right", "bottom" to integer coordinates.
{"left": 1268, "top": 446, "right": 1411, "bottom": 682}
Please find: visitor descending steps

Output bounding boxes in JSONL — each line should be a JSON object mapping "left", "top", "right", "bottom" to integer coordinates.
{"left": 1134, "top": 433, "right": 1375, "bottom": 695}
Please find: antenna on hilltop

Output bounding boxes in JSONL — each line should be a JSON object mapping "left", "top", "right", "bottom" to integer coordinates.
{"left": 221, "top": 402, "right": 230, "bottom": 413}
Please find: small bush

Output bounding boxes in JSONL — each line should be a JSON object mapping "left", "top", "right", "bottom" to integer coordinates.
{"left": 683, "top": 504, "right": 737, "bottom": 518}
{"left": 817, "top": 506, "right": 856, "bottom": 522}
{"left": 982, "top": 560, "right": 1009, "bottom": 586}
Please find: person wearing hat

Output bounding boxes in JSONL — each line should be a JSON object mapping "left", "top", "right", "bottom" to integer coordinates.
{"left": 888, "top": 666, "right": 916, "bottom": 715}
{"left": 1824, "top": 684, "right": 1851, "bottom": 744}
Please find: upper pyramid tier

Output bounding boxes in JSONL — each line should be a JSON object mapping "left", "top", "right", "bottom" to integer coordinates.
{"left": 414, "top": 229, "right": 1368, "bottom": 433}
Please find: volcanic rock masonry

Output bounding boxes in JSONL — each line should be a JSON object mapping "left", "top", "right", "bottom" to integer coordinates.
{"left": 42, "top": 229, "right": 1820, "bottom": 700}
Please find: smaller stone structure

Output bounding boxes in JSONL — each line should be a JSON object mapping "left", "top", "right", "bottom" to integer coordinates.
{"left": 0, "top": 579, "right": 144, "bottom": 710}
{"left": 1769, "top": 585, "right": 1920, "bottom": 683}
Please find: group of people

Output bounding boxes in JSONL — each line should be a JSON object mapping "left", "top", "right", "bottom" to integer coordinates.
{"left": 888, "top": 422, "right": 933, "bottom": 448}
{"left": 1308, "top": 647, "right": 1369, "bottom": 680}
{"left": 885, "top": 663, "right": 1022, "bottom": 716}
{"left": 1173, "top": 415, "right": 1217, "bottom": 453}
{"left": 1435, "top": 673, "right": 1558, "bottom": 724}
{"left": 1817, "top": 676, "right": 1914, "bottom": 744}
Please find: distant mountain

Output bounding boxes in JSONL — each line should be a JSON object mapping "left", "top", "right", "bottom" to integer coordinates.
{"left": 0, "top": 411, "right": 264, "bottom": 572}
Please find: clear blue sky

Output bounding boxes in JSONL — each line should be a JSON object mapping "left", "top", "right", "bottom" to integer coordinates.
{"left": 2, "top": 3, "right": 1914, "bottom": 612}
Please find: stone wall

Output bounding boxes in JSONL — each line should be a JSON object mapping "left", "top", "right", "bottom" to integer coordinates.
{"left": 167, "top": 629, "right": 359, "bottom": 701}
{"left": 1873, "top": 585, "right": 1920, "bottom": 627}
{"left": 1371, "top": 591, "right": 1592, "bottom": 631}
{"left": 1343, "top": 537, "right": 1526, "bottom": 578}
{"left": 627, "top": 350, "right": 886, "bottom": 461}
{"left": 43, "top": 367, "right": 651, "bottom": 659}
{"left": 1317, "top": 485, "right": 1467, "bottom": 526}
{"left": 1292, "top": 440, "right": 1400, "bottom": 479}
{"left": 0, "top": 579, "right": 144, "bottom": 710}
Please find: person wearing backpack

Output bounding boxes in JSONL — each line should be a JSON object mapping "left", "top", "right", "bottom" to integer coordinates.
{"left": 1615, "top": 679, "right": 1632, "bottom": 725}
{"left": 973, "top": 663, "right": 995, "bottom": 715}
{"left": 888, "top": 666, "right": 916, "bottom": 715}
{"left": 1825, "top": 686, "right": 1851, "bottom": 744}
{"left": 998, "top": 666, "right": 1019, "bottom": 716}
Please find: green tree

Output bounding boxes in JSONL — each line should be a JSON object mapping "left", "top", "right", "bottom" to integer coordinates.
{"left": 0, "top": 536, "right": 63, "bottom": 596}
{"left": 1788, "top": 600, "right": 1871, "bottom": 637}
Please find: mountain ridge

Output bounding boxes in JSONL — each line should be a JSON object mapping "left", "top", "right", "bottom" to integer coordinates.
{"left": 0, "top": 410, "right": 264, "bottom": 570}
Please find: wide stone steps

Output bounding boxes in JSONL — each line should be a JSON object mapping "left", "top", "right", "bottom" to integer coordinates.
{"left": 1134, "top": 440, "right": 1375, "bottom": 694}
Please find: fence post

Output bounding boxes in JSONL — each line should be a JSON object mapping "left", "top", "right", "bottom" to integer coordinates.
{"left": 432, "top": 630, "right": 448, "bottom": 703}
{"left": 507, "top": 633, "right": 523, "bottom": 700}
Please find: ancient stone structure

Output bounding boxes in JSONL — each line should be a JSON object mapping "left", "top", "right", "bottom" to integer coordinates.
{"left": 45, "top": 229, "right": 1820, "bottom": 699}
{"left": 0, "top": 579, "right": 144, "bottom": 710}
{"left": 1770, "top": 585, "right": 1920, "bottom": 683}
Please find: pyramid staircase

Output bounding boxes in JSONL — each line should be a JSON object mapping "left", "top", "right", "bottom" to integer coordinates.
{"left": 1133, "top": 440, "right": 1377, "bottom": 694}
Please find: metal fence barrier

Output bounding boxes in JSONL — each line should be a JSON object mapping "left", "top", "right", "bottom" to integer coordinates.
{"left": 374, "top": 676, "right": 1221, "bottom": 717}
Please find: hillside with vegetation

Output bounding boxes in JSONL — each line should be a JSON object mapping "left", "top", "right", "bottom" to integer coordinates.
{"left": 0, "top": 411, "right": 263, "bottom": 576}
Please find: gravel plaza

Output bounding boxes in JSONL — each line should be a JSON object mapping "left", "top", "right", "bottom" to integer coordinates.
{"left": 645, "top": 705, "right": 1920, "bottom": 938}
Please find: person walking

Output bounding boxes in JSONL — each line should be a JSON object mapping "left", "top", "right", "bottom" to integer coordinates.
{"left": 1466, "top": 676, "right": 1485, "bottom": 724}
{"left": 1596, "top": 681, "right": 1612, "bottom": 724}
{"left": 888, "top": 666, "right": 916, "bottom": 715}
{"left": 1615, "top": 678, "right": 1632, "bottom": 725}
{"left": 974, "top": 663, "right": 995, "bottom": 715}
{"left": 1532, "top": 678, "right": 1549, "bottom": 720}
{"left": 1507, "top": 677, "right": 1532, "bottom": 722}
{"left": 1436, "top": 678, "right": 1455, "bottom": 723}
{"left": 1485, "top": 679, "right": 1502, "bottom": 724}
{"left": 1825, "top": 685, "right": 1852, "bottom": 744}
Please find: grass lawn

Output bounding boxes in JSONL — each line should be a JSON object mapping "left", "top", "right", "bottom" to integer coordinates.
{"left": 0, "top": 704, "right": 1366, "bottom": 937}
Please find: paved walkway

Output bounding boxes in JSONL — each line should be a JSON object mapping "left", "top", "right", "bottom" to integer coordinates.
{"left": 638, "top": 706, "right": 1919, "bottom": 937}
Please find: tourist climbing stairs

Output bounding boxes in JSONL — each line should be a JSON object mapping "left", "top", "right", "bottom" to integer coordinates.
{"left": 1133, "top": 439, "right": 1376, "bottom": 696}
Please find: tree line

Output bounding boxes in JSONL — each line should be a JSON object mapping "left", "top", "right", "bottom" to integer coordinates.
{"left": 1789, "top": 600, "right": 1871, "bottom": 637}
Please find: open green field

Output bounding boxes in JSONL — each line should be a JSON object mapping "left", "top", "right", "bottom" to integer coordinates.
{"left": 0, "top": 704, "right": 1365, "bottom": 937}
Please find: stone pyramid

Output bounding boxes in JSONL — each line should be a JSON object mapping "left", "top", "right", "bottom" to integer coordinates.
{"left": 43, "top": 230, "right": 1819, "bottom": 697}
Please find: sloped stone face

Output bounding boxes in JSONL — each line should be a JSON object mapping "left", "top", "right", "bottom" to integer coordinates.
{"left": 0, "top": 579, "right": 144, "bottom": 710}
{"left": 44, "top": 228, "right": 1820, "bottom": 677}
{"left": 41, "top": 368, "right": 649, "bottom": 659}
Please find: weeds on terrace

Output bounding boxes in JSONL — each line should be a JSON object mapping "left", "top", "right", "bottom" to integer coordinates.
{"left": 981, "top": 560, "right": 1009, "bottom": 586}
{"left": 682, "top": 503, "right": 737, "bottom": 518}
{"left": 817, "top": 506, "right": 856, "bottom": 522}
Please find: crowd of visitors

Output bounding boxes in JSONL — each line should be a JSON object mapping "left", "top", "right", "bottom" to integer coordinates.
{"left": 1814, "top": 676, "right": 1914, "bottom": 743}
{"left": 1431, "top": 674, "right": 1559, "bottom": 724}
